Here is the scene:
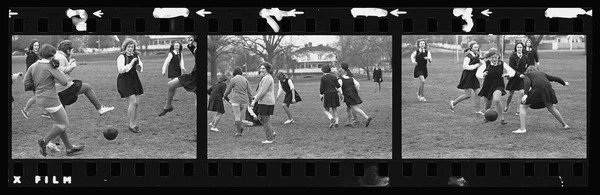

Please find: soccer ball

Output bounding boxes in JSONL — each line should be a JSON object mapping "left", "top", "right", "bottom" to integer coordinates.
{"left": 103, "top": 128, "right": 118, "bottom": 140}
{"left": 484, "top": 109, "right": 498, "bottom": 122}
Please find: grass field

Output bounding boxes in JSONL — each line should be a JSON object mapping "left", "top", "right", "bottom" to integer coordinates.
{"left": 207, "top": 73, "right": 393, "bottom": 159}
{"left": 401, "top": 48, "right": 587, "bottom": 159}
{"left": 11, "top": 51, "right": 197, "bottom": 159}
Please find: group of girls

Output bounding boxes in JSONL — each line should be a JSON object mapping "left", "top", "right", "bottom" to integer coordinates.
{"left": 411, "top": 39, "right": 569, "bottom": 134}
{"left": 17, "top": 36, "right": 198, "bottom": 157}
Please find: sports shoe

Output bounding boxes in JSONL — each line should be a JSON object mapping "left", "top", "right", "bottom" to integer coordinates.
{"left": 420, "top": 97, "right": 427, "bottom": 102}
{"left": 46, "top": 142, "right": 61, "bottom": 153}
{"left": 512, "top": 129, "right": 526, "bottom": 134}
{"left": 365, "top": 117, "right": 373, "bottom": 127}
{"left": 20, "top": 109, "right": 30, "bottom": 119}
{"left": 449, "top": 100, "right": 455, "bottom": 111}
{"left": 158, "top": 107, "right": 174, "bottom": 116}
{"left": 98, "top": 105, "right": 114, "bottom": 115}
{"left": 500, "top": 120, "right": 507, "bottom": 125}
{"left": 563, "top": 125, "right": 570, "bottom": 130}
{"left": 210, "top": 127, "right": 220, "bottom": 132}
{"left": 334, "top": 123, "right": 339, "bottom": 129}
{"left": 38, "top": 139, "right": 47, "bottom": 157}
{"left": 261, "top": 140, "right": 274, "bottom": 144}
{"left": 284, "top": 119, "right": 294, "bottom": 124}
{"left": 209, "top": 122, "right": 213, "bottom": 128}
{"left": 329, "top": 118, "right": 335, "bottom": 129}
{"left": 128, "top": 126, "right": 141, "bottom": 133}
{"left": 241, "top": 120, "right": 254, "bottom": 126}
{"left": 41, "top": 113, "right": 51, "bottom": 119}
{"left": 352, "top": 119, "right": 360, "bottom": 125}
{"left": 503, "top": 107, "right": 509, "bottom": 113}
{"left": 475, "top": 111, "right": 484, "bottom": 115}
{"left": 515, "top": 112, "right": 520, "bottom": 116}
{"left": 66, "top": 144, "right": 85, "bottom": 156}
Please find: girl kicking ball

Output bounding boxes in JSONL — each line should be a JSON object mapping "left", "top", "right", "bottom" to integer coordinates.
{"left": 476, "top": 48, "right": 519, "bottom": 125}
{"left": 512, "top": 65, "right": 570, "bottom": 134}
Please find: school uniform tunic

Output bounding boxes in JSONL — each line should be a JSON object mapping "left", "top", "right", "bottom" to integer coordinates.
{"left": 26, "top": 51, "right": 39, "bottom": 70}
{"left": 167, "top": 51, "right": 182, "bottom": 78}
{"left": 117, "top": 53, "right": 144, "bottom": 98}
{"left": 339, "top": 76, "right": 363, "bottom": 106}
{"left": 279, "top": 78, "right": 301, "bottom": 104}
{"left": 505, "top": 52, "right": 528, "bottom": 91}
{"left": 373, "top": 68, "right": 383, "bottom": 83}
{"left": 457, "top": 52, "right": 481, "bottom": 89}
{"left": 413, "top": 49, "right": 430, "bottom": 78}
{"left": 320, "top": 73, "right": 341, "bottom": 108}
{"left": 207, "top": 82, "right": 227, "bottom": 113}
{"left": 524, "top": 47, "right": 539, "bottom": 66}
{"left": 523, "top": 71, "right": 566, "bottom": 109}
{"left": 477, "top": 60, "right": 514, "bottom": 100}
{"left": 178, "top": 44, "right": 197, "bottom": 93}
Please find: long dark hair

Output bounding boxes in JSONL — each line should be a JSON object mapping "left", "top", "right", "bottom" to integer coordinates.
{"left": 463, "top": 41, "right": 478, "bottom": 53}
{"left": 169, "top": 41, "right": 183, "bottom": 55}
{"left": 513, "top": 42, "right": 525, "bottom": 54}
{"left": 28, "top": 40, "right": 40, "bottom": 54}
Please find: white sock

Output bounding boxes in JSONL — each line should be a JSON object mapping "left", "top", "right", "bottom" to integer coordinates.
{"left": 324, "top": 111, "right": 332, "bottom": 120}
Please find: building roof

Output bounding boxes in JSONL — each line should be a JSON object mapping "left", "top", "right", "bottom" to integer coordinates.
{"left": 293, "top": 44, "right": 338, "bottom": 54}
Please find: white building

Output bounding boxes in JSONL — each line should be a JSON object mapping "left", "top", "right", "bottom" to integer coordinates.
{"left": 290, "top": 42, "right": 338, "bottom": 73}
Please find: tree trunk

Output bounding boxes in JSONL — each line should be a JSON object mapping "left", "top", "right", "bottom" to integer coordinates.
{"left": 362, "top": 66, "right": 371, "bottom": 80}
{"left": 209, "top": 59, "right": 218, "bottom": 85}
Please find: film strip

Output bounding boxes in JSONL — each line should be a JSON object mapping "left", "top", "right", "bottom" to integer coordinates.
{"left": 7, "top": 5, "right": 591, "bottom": 189}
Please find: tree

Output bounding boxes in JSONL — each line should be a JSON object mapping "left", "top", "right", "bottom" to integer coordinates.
{"left": 235, "top": 35, "right": 297, "bottom": 72}
{"left": 526, "top": 35, "right": 544, "bottom": 49}
{"left": 335, "top": 36, "right": 392, "bottom": 80}
{"left": 207, "top": 35, "right": 235, "bottom": 85}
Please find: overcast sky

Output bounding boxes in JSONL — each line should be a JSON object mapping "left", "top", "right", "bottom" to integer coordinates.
{"left": 293, "top": 35, "right": 339, "bottom": 47}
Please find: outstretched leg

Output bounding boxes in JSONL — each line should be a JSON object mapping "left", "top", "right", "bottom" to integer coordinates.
{"left": 545, "top": 102, "right": 569, "bottom": 128}
{"left": 159, "top": 78, "right": 183, "bottom": 116}
{"left": 492, "top": 90, "right": 507, "bottom": 124}
{"left": 451, "top": 89, "right": 472, "bottom": 110}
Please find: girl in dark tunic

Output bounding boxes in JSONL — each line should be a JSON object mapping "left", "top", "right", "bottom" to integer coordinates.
{"left": 504, "top": 42, "right": 529, "bottom": 115}
{"left": 341, "top": 62, "right": 359, "bottom": 124}
{"left": 320, "top": 65, "right": 343, "bottom": 129}
{"left": 450, "top": 41, "right": 484, "bottom": 115}
{"left": 476, "top": 48, "right": 518, "bottom": 125}
{"left": 512, "top": 66, "right": 570, "bottom": 134}
{"left": 410, "top": 39, "right": 433, "bottom": 101}
{"left": 524, "top": 39, "right": 540, "bottom": 68}
{"left": 372, "top": 64, "right": 383, "bottom": 93}
{"left": 207, "top": 74, "right": 228, "bottom": 132}
{"left": 162, "top": 41, "right": 186, "bottom": 79}
{"left": 117, "top": 38, "right": 144, "bottom": 133}
{"left": 275, "top": 72, "right": 301, "bottom": 125}
{"left": 159, "top": 36, "right": 198, "bottom": 117}
{"left": 337, "top": 69, "right": 373, "bottom": 127}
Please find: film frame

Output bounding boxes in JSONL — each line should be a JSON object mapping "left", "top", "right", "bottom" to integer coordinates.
{"left": 6, "top": 3, "right": 591, "bottom": 190}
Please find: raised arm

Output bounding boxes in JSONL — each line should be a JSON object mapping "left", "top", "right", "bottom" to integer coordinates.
{"left": 410, "top": 51, "right": 417, "bottom": 64}
{"left": 56, "top": 55, "right": 76, "bottom": 74}
{"left": 502, "top": 61, "right": 516, "bottom": 78}
{"left": 180, "top": 52, "right": 186, "bottom": 72}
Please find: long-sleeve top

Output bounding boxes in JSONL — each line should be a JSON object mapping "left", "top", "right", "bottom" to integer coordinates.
{"left": 223, "top": 75, "right": 253, "bottom": 105}
{"left": 508, "top": 52, "right": 529, "bottom": 78}
{"left": 117, "top": 53, "right": 144, "bottom": 74}
{"left": 523, "top": 71, "right": 566, "bottom": 94}
{"left": 254, "top": 74, "right": 275, "bottom": 105}
{"left": 476, "top": 60, "right": 516, "bottom": 79}
{"left": 320, "top": 73, "right": 340, "bottom": 94}
{"left": 23, "top": 59, "right": 69, "bottom": 108}
{"left": 54, "top": 51, "right": 75, "bottom": 92}
{"left": 25, "top": 51, "right": 39, "bottom": 70}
